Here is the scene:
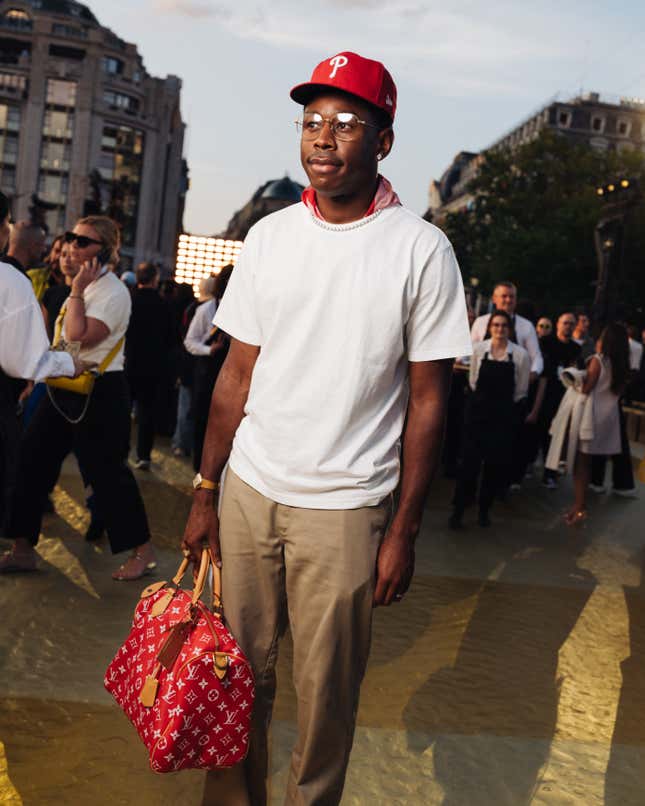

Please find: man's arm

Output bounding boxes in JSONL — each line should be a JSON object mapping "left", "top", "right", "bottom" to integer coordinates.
{"left": 522, "top": 320, "right": 543, "bottom": 379}
{"left": 181, "top": 337, "right": 260, "bottom": 565}
{"left": 373, "top": 358, "right": 452, "bottom": 607}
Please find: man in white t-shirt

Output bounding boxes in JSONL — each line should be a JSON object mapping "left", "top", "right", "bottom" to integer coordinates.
{"left": 471, "top": 281, "right": 543, "bottom": 379}
{"left": 182, "top": 51, "right": 472, "bottom": 805}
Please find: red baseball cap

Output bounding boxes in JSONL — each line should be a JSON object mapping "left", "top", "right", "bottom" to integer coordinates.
{"left": 290, "top": 51, "right": 397, "bottom": 123}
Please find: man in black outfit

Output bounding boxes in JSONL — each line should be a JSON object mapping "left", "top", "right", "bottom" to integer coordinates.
{"left": 125, "top": 262, "right": 173, "bottom": 469}
{"left": 539, "top": 312, "right": 581, "bottom": 488}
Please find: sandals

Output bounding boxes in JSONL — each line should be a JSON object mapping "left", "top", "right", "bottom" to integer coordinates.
{"left": 0, "top": 549, "right": 37, "bottom": 573}
{"left": 564, "top": 510, "right": 587, "bottom": 527}
{"left": 112, "top": 551, "right": 157, "bottom": 582}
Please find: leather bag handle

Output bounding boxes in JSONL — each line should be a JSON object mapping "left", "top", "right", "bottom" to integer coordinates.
{"left": 172, "top": 549, "right": 222, "bottom": 613}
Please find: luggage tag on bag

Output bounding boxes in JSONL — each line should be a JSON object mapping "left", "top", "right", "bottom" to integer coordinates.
{"left": 157, "top": 619, "right": 193, "bottom": 671}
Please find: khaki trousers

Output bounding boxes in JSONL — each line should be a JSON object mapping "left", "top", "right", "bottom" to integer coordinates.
{"left": 203, "top": 469, "right": 390, "bottom": 806}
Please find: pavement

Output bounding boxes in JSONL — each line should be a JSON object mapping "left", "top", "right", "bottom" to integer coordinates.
{"left": 1, "top": 437, "right": 645, "bottom": 805}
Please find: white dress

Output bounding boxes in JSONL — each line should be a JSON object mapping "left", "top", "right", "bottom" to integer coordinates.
{"left": 579, "top": 354, "right": 621, "bottom": 456}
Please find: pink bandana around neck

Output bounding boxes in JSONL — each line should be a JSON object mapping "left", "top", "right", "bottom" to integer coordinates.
{"left": 301, "top": 175, "right": 401, "bottom": 221}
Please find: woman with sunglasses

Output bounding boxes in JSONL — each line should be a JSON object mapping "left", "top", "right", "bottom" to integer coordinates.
{"left": 2, "top": 216, "right": 155, "bottom": 579}
{"left": 450, "top": 309, "right": 530, "bottom": 529}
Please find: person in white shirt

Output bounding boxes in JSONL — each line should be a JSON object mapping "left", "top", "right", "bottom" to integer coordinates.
{"left": 184, "top": 271, "right": 231, "bottom": 471}
{"left": 0, "top": 192, "right": 79, "bottom": 542}
{"left": 471, "top": 281, "right": 542, "bottom": 377}
{"left": 183, "top": 276, "right": 217, "bottom": 357}
{"left": 450, "top": 310, "right": 530, "bottom": 529}
{"left": 2, "top": 216, "right": 155, "bottom": 578}
{"left": 182, "top": 52, "right": 472, "bottom": 805}
{"left": 628, "top": 335, "right": 643, "bottom": 372}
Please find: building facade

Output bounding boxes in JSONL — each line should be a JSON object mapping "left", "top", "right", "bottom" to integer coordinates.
{"left": 430, "top": 92, "right": 645, "bottom": 219}
{"left": 0, "top": 0, "right": 186, "bottom": 268}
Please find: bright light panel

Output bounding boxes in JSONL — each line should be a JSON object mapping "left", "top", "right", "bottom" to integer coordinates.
{"left": 173, "top": 233, "right": 243, "bottom": 297}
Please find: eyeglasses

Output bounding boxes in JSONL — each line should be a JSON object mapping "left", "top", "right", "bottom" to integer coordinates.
{"left": 537, "top": 323, "right": 551, "bottom": 329}
{"left": 295, "top": 111, "right": 381, "bottom": 142}
{"left": 64, "top": 231, "right": 103, "bottom": 249}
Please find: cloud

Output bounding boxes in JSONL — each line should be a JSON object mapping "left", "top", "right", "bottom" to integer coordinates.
{"left": 154, "top": 0, "right": 230, "bottom": 18}
{"left": 151, "top": 0, "right": 601, "bottom": 99}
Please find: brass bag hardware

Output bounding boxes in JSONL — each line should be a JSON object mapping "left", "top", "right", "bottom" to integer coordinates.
{"left": 214, "top": 652, "right": 228, "bottom": 680}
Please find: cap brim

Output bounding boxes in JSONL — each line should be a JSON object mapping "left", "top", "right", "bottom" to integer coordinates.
{"left": 290, "top": 81, "right": 393, "bottom": 123}
{"left": 290, "top": 82, "right": 337, "bottom": 106}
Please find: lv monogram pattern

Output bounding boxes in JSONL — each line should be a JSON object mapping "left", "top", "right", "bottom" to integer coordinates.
{"left": 105, "top": 586, "right": 254, "bottom": 773}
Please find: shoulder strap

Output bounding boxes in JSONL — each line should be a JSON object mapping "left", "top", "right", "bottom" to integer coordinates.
{"left": 52, "top": 302, "right": 67, "bottom": 347}
{"left": 97, "top": 336, "right": 125, "bottom": 375}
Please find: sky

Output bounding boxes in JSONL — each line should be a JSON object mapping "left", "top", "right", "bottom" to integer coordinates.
{"left": 90, "top": 0, "right": 645, "bottom": 235}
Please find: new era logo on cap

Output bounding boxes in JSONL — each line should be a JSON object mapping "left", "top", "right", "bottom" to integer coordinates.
{"left": 291, "top": 51, "right": 397, "bottom": 122}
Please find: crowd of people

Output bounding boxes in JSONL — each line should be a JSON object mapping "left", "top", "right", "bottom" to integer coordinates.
{"left": 446, "top": 280, "right": 644, "bottom": 529}
{"left": 1, "top": 211, "right": 643, "bottom": 579}
{"left": 0, "top": 197, "right": 234, "bottom": 579}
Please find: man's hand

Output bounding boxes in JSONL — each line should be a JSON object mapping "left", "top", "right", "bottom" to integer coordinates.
{"left": 181, "top": 490, "right": 221, "bottom": 568}
{"left": 525, "top": 409, "right": 538, "bottom": 425}
{"left": 209, "top": 333, "right": 226, "bottom": 355}
{"left": 373, "top": 528, "right": 415, "bottom": 607}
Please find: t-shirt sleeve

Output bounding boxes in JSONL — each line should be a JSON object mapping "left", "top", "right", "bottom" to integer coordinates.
{"left": 212, "top": 236, "right": 261, "bottom": 346}
{"left": 406, "top": 245, "right": 473, "bottom": 362}
{"left": 84, "top": 279, "right": 129, "bottom": 336}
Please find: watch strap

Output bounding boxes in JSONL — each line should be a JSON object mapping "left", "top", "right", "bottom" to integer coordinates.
{"left": 197, "top": 477, "right": 219, "bottom": 491}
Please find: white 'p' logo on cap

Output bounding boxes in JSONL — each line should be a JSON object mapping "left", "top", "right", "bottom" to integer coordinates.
{"left": 329, "top": 55, "right": 349, "bottom": 79}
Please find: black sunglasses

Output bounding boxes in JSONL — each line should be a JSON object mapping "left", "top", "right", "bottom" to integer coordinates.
{"left": 64, "top": 231, "right": 103, "bottom": 249}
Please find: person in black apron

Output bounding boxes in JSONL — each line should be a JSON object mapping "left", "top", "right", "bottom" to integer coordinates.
{"left": 450, "top": 310, "right": 526, "bottom": 528}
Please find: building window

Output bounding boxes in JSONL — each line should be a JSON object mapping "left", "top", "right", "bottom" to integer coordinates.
{"left": 1, "top": 133, "right": 18, "bottom": 164}
{"left": 0, "top": 103, "right": 20, "bottom": 131}
{"left": 557, "top": 109, "right": 572, "bottom": 128}
{"left": 590, "top": 137, "right": 609, "bottom": 152}
{"left": 38, "top": 172, "right": 69, "bottom": 205}
{"left": 52, "top": 23, "right": 88, "bottom": 39}
{"left": 40, "top": 140, "right": 71, "bottom": 171}
{"left": 91, "top": 124, "right": 145, "bottom": 246}
{"left": 0, "top": 164, "right": 15, "bottom": 191}
{"left": 617, "top": 118, "right": 631, "bottom": 137}
{"left": 104, "top": 90, "right": 139, "bottom": 114}
{"left": 102, "top": 56, "right": 124, "bottom": 75}
{"left": 0, "top": 71, "right": 26, "bottom": 95}
{"left": 132, "top": 69, "right": 142, "bottom": 84}
{"left": 0, "top": 102, "right": 19, "bottom": 194}
{"left": 46, "top": 78, "right": 77, "bottom": 108}
{"left": 591, "top": 115, "right": 605, "bottom": 133}
{"left": 43, "top": 109, "right": 74, "bottom": 138}
{"left": 2, "top": 9, "right": 32, "bottom": 30}
{"left": 39, "top": 80, "right": 76, "bottom": 232}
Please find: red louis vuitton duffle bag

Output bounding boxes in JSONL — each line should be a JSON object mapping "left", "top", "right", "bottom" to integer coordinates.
{"left": 105, "top": 549, "right": 254, "bottom": 773}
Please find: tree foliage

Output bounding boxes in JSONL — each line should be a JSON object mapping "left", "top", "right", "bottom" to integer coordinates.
{"left": 441, "top": 130, "right": 645, "bottom": 320}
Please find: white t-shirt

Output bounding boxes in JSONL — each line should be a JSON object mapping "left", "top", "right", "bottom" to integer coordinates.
{"left": 63, "top": 271, "right": 131, "bottom": 371}
{"left": 629, "top": 338, "right": 643, "bottom": 372}
{"left": 185, "top": 298, "right": 217, "bottom": 356}
{"left": 0, "top": 261, "right": 73, "bottom": 381}
{"left": 214, "top": 203, "right": 472, "bottom": 509}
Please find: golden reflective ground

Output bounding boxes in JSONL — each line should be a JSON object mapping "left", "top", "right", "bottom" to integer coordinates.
{"left": 1, "top": 438, "right": 644, "bottom": 805}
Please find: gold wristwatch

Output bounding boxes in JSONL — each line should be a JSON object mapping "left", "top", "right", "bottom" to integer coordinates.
{"left": 192, "top": 473, "right": 219, "bottom": 492}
